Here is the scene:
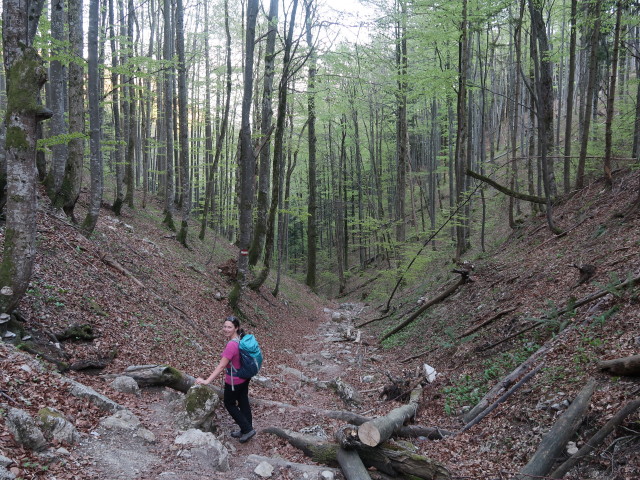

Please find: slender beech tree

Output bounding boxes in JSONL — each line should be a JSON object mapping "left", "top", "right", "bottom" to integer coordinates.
{"left": 576, "top": 0, "right": 602, "bottom": 190}
{"left": 124, "top": 0, "right": 136, "bottom": 209}
{"left": 305, "top": 0, "right": 318, "bottom": 290}
{"left": 109, "top": 0, "right": 125, "bottom": 215}
{"left": 82, "top": 0, "right": 103, "bottom": 236}
{"left": 249, "top": 0, "right": 279, "bottom": 266}
{"left": 162, "top": 0, "right": 177, "bottom": 230}
{"left": 231, "top": 0, "right": 259, "bottom": 306}
{"left": 563, "top": 0, "right": 577, "bottom": 193}
{"left": 604, "top": 0, "right": 622, "bottom": 187}
{"left": 176, "top": 0, "right": 191, "bottom": 245}
{"left": 61, "top": 0, "right": 84, "bottom": 220}
{"left": 454, "top": 0, "right": 469, "bottom": 260}
{"left": 395, "top": 0, "right": 408, "bottom": 244}
{"left": 45, "top": 0, "right": 68, "bottom": 203}
{"left": 0, "top": 0, "right": 48, "bottom": 313}
{"left": 199, "top": 0, "right": 232, "bottom": 240}
{"left": 250, "top": 0, "right": 300, "bottom": 290}
{"left": 529, "top": 0, "right": 561, "bottom": 233}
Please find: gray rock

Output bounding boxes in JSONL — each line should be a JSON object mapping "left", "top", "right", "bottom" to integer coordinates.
{"left": 0, "top": 456, "right": 12, "bottom": 469}
{"left": 174, "top": 429, "right": 229, "bottom": 472}
{"left": 38, "top": 407, "right": 81, "bottom": 444}
{"left": 66, "top": 379, "right": 122, "bottom": 412}
{"left": 330, "top": 312, "right": 342, "bottom": 322}
{"left": 100, "top": 409, "right": 142, "bottom": 431}
{"left": 0, "top": 468, "right": 15, "bottom": 480}
{"left": 133, "top": 428, "right": 156, "bottom": 444}
{"left": 176, "top": 385, "right": 220, "bottom": 432}
{"left": 254, "top": 460, "right": 274, "bottom": 478}
{"left": 110, "top": 376, "right": 140, "bottom": 395}
{"left": 252, "top": 375, "right": 274, "bottom": 389}
{"left": 6, "top": 408, "right": 47, "bottom": 452}
{"left": 320, "top": 471, "right": 335, "bottom": 480}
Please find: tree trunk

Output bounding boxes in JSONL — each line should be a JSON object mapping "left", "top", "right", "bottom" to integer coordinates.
{"left": 81, "top": 0, "right": 103, "bottom": 236}
{"left": 563, "top": 0, "right": 577, "bottom": 193}
{"left": 0, "top": 0, "right": 48, "bottom": 313}
{"left": 263, "top": 427, "right": 450, "bottom": 480}
{"left": 61, "top": 0, "right": 84, "bottom": 221}
{"left": 121, "top": 365, "right": 196, "bottom": 393}
{"left": 175, "top": 0, "right": 190, "bottom": 246}
{"left": 232, "top": 0, "right": 259, "bottom": 303}
{"left": 599, "top": 354, "right": 640, "bottom": 376}
{"left": 358, "top": 386, "right": 421, "bottom": 447}
{"left": 604, "top": 1, "right": 622, "bottom": 187}
{"left": 576, "top": 0, "right": 601, "bottom": 190}
{"left": 162, "top": 0, "right": 176, "bottom": 231}
{"left": 249, "top": 0, "right": 279, "bottom": 266}
{"left": 45, "top": 0, "right": 68, "bottom": 204}
{"left": 336, "top": 448, "right": 372, "bottom": 480}
{"left": 305, "top": 0, "right": 318, "bottom": 290}
{"left": 515, "top": 379, "right": 596, "bottom": 480}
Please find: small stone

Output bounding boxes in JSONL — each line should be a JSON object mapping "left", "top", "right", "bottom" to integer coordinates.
{"left": 362, "top": 375, "right": 375, "bottom": 383}
{"left": 320, "top": 471, "right": 335, "bottom": 480}
{"left": 19, "top": 365, "right": 32, "bottom": 373}
{"left": 566, "top": 441, "right": 579, "bottom": 455}
{"left": 254, "top": 461, "right": 274, "bottom": 478}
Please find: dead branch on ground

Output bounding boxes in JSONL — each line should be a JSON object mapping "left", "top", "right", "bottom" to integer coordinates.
{"left": 515, "top": 379, "right": 596, "bottom": 480}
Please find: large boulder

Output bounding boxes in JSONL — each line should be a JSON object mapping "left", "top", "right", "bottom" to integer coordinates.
{"left": 176, "top": 385, "right": 219, "bottom": 432}
{"left": 6, "top": 408, "right": 47, "bottom": 452}
{"left": 38, "top": 407, "right": 80, "bottom": 444}
{"left": 174, "top": 429, "right": 229, "bottom": 472}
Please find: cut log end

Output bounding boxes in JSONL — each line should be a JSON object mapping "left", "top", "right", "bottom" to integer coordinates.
{"left": 357, "top": 423, "right": 381, "bottom": 447}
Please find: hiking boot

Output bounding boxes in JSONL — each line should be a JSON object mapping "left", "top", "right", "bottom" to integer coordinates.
{"left": 230, "top": 430, "right": 242, "bottom": 438}
{"left": 238, "top": 429, "right": 256, "bottom": 443}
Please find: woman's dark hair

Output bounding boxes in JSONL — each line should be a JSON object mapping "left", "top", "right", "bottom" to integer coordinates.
{"left": 225, "top": 316, "right": 245, "bottom": 338}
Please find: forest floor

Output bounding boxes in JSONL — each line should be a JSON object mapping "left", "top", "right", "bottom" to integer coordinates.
{"left": 1, "top": 167, "right": 640, "bottom": 480}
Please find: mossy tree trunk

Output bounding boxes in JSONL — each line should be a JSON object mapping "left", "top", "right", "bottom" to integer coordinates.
{"left": 0, "top": 0, "right": 49, "bottom": 313}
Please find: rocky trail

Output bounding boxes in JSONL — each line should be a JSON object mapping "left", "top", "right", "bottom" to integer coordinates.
{"left": 33, "top": 303, "right": 375, "bottom": 480}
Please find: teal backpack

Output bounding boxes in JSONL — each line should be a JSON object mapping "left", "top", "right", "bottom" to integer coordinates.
{"left": 227, "top": 334, "right": 263, "bottom": 379}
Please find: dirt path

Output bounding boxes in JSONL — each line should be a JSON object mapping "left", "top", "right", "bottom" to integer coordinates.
{"left": 71, "top": 304, "right": 370, "bottom": 479}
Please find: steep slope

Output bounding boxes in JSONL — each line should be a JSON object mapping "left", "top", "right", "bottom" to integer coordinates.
{"left": 1, "top": 168, "right": 639, "bottom": 479}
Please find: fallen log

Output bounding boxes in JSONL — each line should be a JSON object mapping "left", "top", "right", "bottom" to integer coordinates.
{"left": 456, "top": 306, "right": 518, "bottom": 339}
{"left": 120, "top": 365, "right": 196, "bottom": 393}
{"left": 461, "top": 364, "right": 542, "bottom": 433}
{"left": 263, "top": 427, "right": 450, "bottom": 480}
{"left": 599, "top": 354, "right": 640, "bottom": 376}
{"left": 336, "top": 448, "right": 372, "bottom": 480}
{"left": 395, "top": 425, "right": 454, "bottom": 440}
{"left": 515, "top": 379, "right": 597, "bottom": 480}
{"left": 463, "top": 346, "right": 549, "bottom": 423}
{"left": 380, "top": 271, "right": 471, "bottom": 343}
{"left": 358, "top": 385, "right": 422, "bottom": 447}
{"left": 549, "top": 398, "right": 640, "bottom": 478}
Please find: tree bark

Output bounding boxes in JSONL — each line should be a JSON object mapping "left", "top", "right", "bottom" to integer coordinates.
{"left": 515, "top": 379, "right": 596, "bottom": 480}
{"left": 358, "top": 385, "right": 421, "bottom": 447}
{"left": 0, "top": 0, "right": 48, "bottom": 313}
{"left": 121, "top": 365, "right": 196, "bottom": 393}
{"left": 175, "top": 0, "right": 191, "bottom": 246}
{"left": 550, "top": 398, "right": 640, "bottom": 478}
{"left": 380, "top": 271, "right": 471, "bottom": 342}
{"left": 249, "top": 0, "right": 278, "bottom": 266}
{"left": 305, "top": 0, "right": 318, "bottom": 291}
{"left": 467, "top": 169, "right": 547, "bottom": 204}
{"left": 599, "top": 354, "right": 640, "bottom": 376}
{"left": 81, "top": 0, "right": 103, "bottom": 236}
{"left": 336, "top": 448, "right": 372, "bottom": 480}
{"left": 263, "top": 427, "right": 450, "bottom": 480}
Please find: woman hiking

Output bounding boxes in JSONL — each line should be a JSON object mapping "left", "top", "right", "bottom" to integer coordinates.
{"left": 195, "top": 316, "right": 255, "bottom": 443}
